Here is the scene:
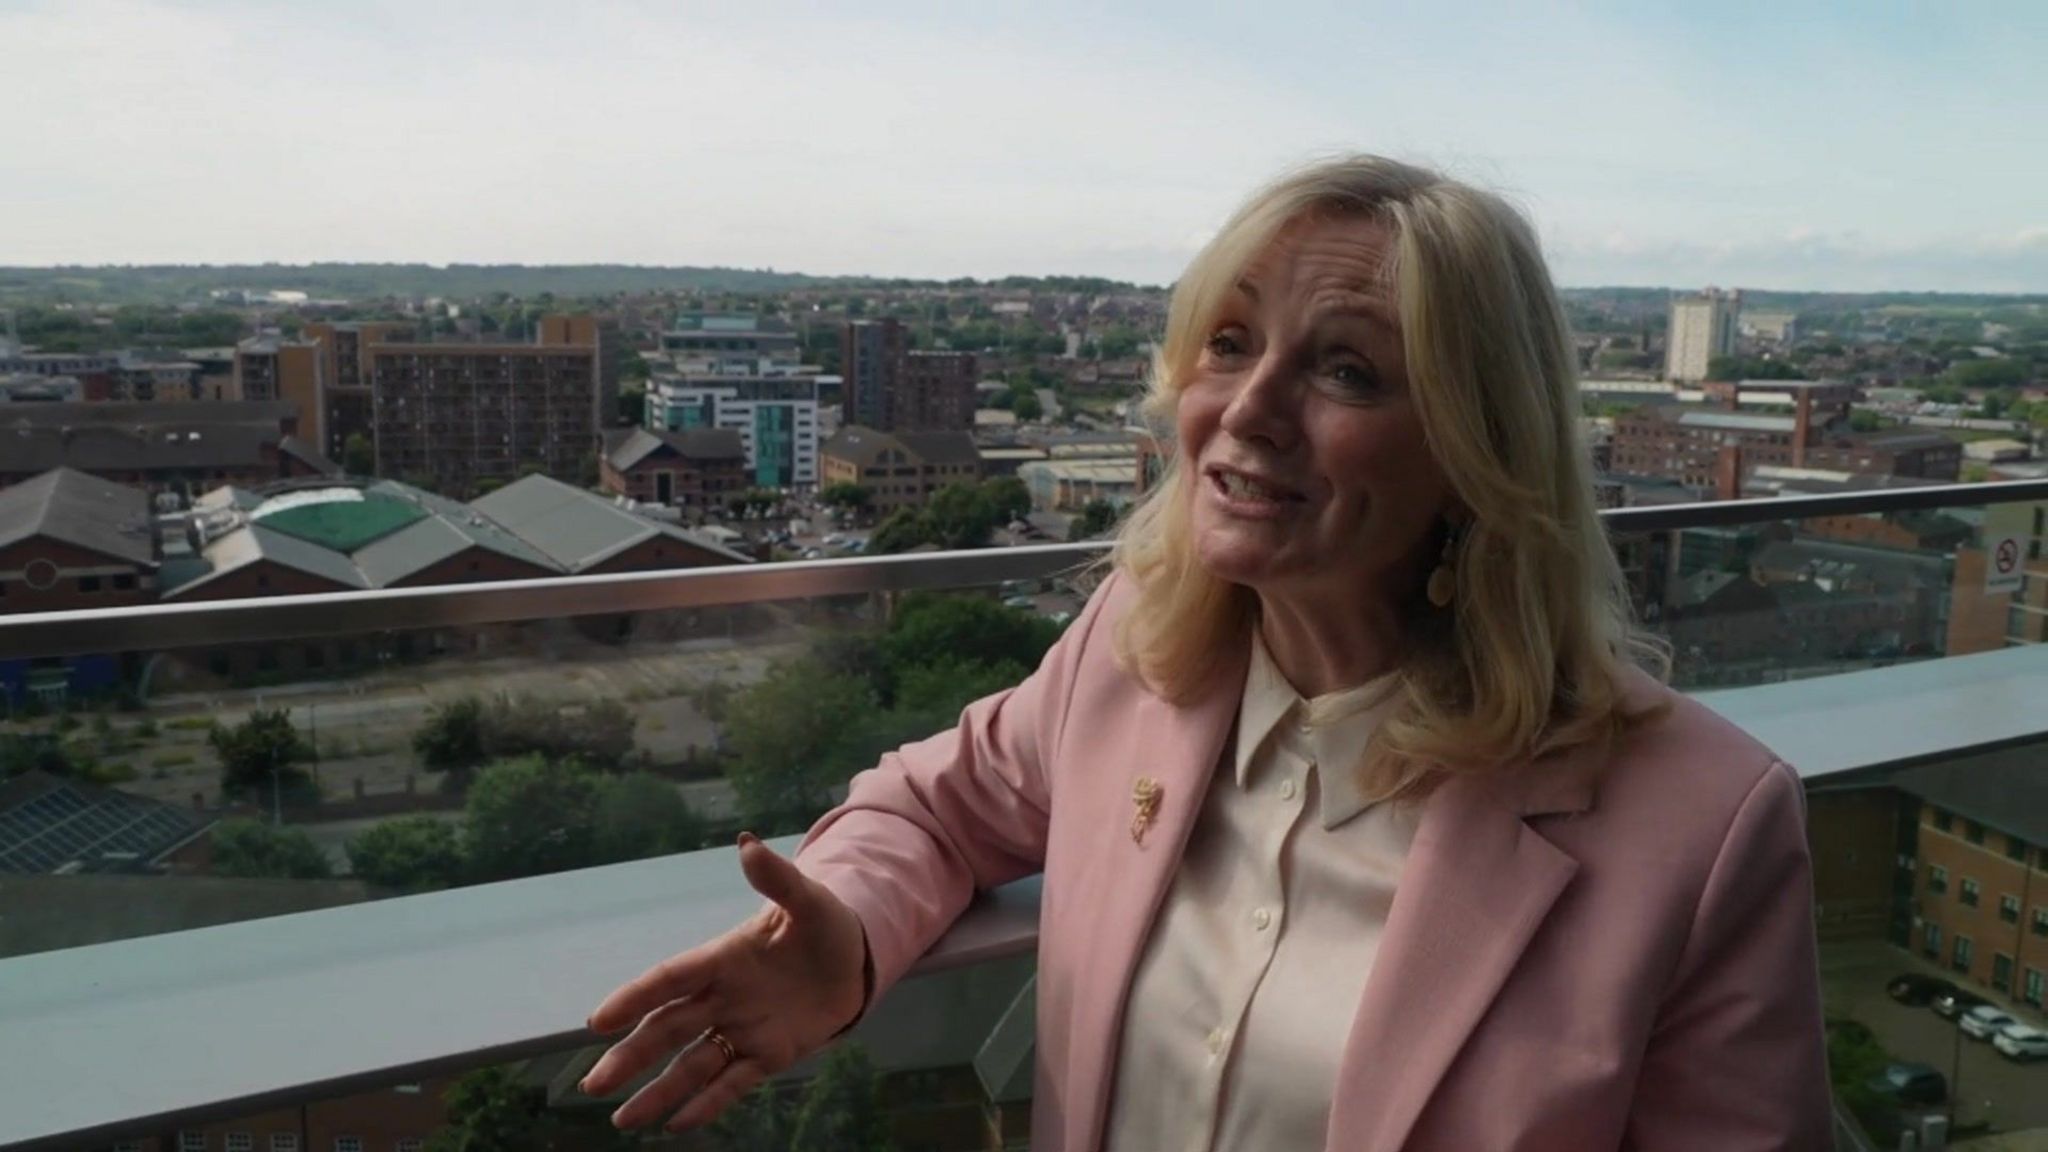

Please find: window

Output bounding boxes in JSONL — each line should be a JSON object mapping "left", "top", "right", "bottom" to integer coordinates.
{"left": 2028, "top": 968, "right": 2046, "bottom": 1008}
{"left": 1961, "top": 878, "right": 1981, "bottom": 906}
{"left": 335, "top": 1139, "right": 362, "bottom": 1152}
{"left": 2003, "top": 894, "right": 2022, "bottom": 923}
{"left": 78, "top": 575, "right": 102, "bottom": 593}
{"left": 269, "top": 1137, "right": 298, "bottom": 1152}
{"left": 1968, "top": 821, "right": 1986, "bottom": 845}
{"left": 1929, "top": 865, "right": 1949, "bottom": 894}
{"left": 2010, "top": 836, "right": 2030, "bottom": 862}
{"left": 395, "top": 1142, "right": 423, "bottom": 1152}
{"left": 1995, "top": 953, "right": 2015, "bottom": 992}
{"left": 113, "top": 573, "right": 136, "bottom": 590}
{"left": 181, "top": 1134, "right": 207, "bottom": 1152}
{"left": 1924, "top": 922, "right": 1942, "bottom": 959}
{"left": 1955, "top": 934, "right": 1975, "bottom": 974}
{"left": 226, "top": 1135, "right": 253, "bottom": 1152}
{"left": 2036, "top": 908, "right": 2048, "bottom": 937}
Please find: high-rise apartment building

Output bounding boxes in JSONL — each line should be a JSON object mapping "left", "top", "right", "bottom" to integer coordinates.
{"left": 539, "top": 313, "right": 623, "bottom": 432}
{"left": 368, "top": 342, "right": 599, "bottom": 496}
{"left": 645, "top": 374, "right": 821, "bottom": 488}
{"left": 233, "top": 338, "right": 324, "bottom": 445}
{"left": 900, "top": 350, "right": 978, "bottom": 432}
{"left": 1665, "top": 288, "right": 1740, "bottom": 383}
{"left": 660, "top": 313, "right": 800, "bottom": 376}
{"left": 841, "top": 319, "right": 907, "bottom": 431}
{"left": 302, "top": 321, "right": 412, "bottom": 461}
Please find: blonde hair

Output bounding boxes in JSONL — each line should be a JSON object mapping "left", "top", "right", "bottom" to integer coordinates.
{"left": 1111, "top": 154, "right": 1663, "bottom": 801}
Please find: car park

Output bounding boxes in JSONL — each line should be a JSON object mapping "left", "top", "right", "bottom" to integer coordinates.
{"left": 1934, "top": 989, "right": 1991, "bottom": 1019}
{"left": 1887, "top": 974, "right": 1958, "bottom": 1007}
{"left": 1961, "top": 1005, "right": 2020, "bottom": 1040}
{"left": 1865, "top": 1063, "right": 1948, "bottom": 1107}
{"left": 1994, "top": 1023, "right": 2048, "bottom": 1062}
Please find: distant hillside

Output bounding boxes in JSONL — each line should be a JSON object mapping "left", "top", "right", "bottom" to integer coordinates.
{"left": 0, "top": 263, "right": 839, "bottom": 304}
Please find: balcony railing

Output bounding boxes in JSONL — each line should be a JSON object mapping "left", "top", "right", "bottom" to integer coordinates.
{"left": 3, "top": 479, "right": 2048, "bottom": 1151}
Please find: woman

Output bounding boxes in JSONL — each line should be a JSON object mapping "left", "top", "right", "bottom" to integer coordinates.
{"left": 583, "top": 155, "right": 1831, "bottom": 1150}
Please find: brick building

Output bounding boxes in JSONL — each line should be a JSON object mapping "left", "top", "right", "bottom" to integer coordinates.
{"left": 900, "top": 350, "right": 978, "bottom": 431}
{"left": 1611, "top": 387, "right": 1961, "bottom": 492}
{"left": 367, "top": 342, "right": 598, "bottom": 498}
{"left": 0, "top": 402, "right": 336, "bottom": 495}
{"left": 599, "top": 427, "right": 747, "bottom": 509}
{"left": 234, "top": 338, "right": 324, "bottom": 447}
{"left": 0, "top": 468, "right": 158, "bottom": 616}
{"left": 841, "top": 319, "right": 908, "bottom": 431}
{"left": 1896, "top": 752, "right": 2048, "bottom": 1007}
{"left": 301, "top": 321, "right": 412, "bottom": 461}
{"left": 820, "top": 426, "right": 982, "bottom": 514}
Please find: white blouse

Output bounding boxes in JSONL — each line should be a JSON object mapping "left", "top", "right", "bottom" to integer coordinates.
{"left": 1104, "top": 632, "right": 1419, "bottom": 1152}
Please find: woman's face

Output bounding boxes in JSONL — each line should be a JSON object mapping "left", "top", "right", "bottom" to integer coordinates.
{"left": 1176, "top": 213, "right": 1455, "bottom": 609}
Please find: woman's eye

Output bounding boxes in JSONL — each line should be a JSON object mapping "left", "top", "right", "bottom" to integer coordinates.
{"left": 1328, "top": 361, "right": 1381, "bottom": 394}
{"left": 1205, "top": 329, "right": 1247, "bottom": 357}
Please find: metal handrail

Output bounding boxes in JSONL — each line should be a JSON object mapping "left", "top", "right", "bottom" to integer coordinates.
{"left": 3, "top": 478, "right": 2046, "bottom": 661}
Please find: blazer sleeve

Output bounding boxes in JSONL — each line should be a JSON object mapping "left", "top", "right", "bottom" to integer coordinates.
{"left": 792, "top": 570, "right": 1119, "bottom": 1002}
{"left": 1624, "top": 759, "right": 1833, "bottom": 1151}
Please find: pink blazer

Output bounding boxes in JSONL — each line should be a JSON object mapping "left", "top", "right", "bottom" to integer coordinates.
{"left": 797, "top": 573, "right": 1831, "bottom": 1151}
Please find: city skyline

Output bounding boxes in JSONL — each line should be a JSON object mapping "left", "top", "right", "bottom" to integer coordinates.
{"left": 3, "top": 1, "right": 2047, "bottom": 292}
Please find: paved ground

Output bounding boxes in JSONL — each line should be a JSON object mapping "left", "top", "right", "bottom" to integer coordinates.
{"left": 1824, "top": 940, "right": 2048, "bottom": 1134}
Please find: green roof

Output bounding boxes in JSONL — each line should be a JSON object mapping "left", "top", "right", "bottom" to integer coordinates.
{"left": 255, "top": 496, "right": 427, "bottom": 552}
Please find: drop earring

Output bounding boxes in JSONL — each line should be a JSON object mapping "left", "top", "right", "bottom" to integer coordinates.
{"left": 1426, "top": 522, "right": 1461, "bottom": 609}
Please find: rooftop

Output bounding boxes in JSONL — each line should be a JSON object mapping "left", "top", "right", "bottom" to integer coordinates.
{"left": 470, "top": 474, "right": 751, "bottom": 571}
{"left": 0, "top": 466, "right": 155, "bottom": 566}
{"left": 603, "top": 426, "right": 747, "bottom": 471}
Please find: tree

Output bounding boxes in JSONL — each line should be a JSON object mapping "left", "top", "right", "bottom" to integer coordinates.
{"left": 1949, "top": 357, "right": 2028, "bottom": 391}
{"left": 879, "top": 594, "right": 1059, "bottom": 695}
{"left": 820, "top": 482, "right": 873, "bottom": 515}
{"left": 982, "top": 476, "right": 1031, "bottom": 524}
{"left": 346, "top": 815, "right": 465, "bottom": 892}
{"left": 1, "top": 732, "right": 82, "bottom": 779}
{"left": 342, "top": 433, "right": 375, "bottom": 477}
{"left": 463, "top": 756, "right": 602, "bottom": 883}
{"left": 209, "top": 708, "right": 313, "bottom": 798}
{"left": 617, "top": 384, "right": 647, "bottom": 427}
{"left": 593, "top": 773, "right": 707, "bottom": 863}
{"left": 868, "top": 509, "right": 930, "bottom": 555}
{"left": 1011, "top": 388, "right": 1044, "bottom": 422}
{"left": 1847, "top": 409, "right": 1888, "bottom": 432}
{"left": 482, "top": 694, "right": 637, "bottom": 771}
{"left": 413, "top": 696, "right": 488, "bottom": 778}
{"left": 789, "top": 1044, "right": 894, "bottom": 1152}
{"left": 1069, "top": 499, "right": 1120, "bottom": 541}
{"left": 209, "top": 818, "right": 334, "bottom": 880}
{"left": 923, "top": 483, "right": 999, "bottom": 550}
{"left": 426, "top": 1065, "right": 629, "bottom": 1152}
{"left": 723, "top": 657, "right": 874, "bottom": 832}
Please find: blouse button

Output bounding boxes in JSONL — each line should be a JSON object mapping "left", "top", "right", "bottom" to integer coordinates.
{"left": 1279, "top": 779, "right": 1297, "bottom": 801}
{"left": 1252, "top": 907, "right": 1273, "bottom": 931}
{"left": 1206, "top": 1028, "right": 1226, "bottom": 1055}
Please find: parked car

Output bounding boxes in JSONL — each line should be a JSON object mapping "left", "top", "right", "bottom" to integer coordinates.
{"left": 1934, "top": 989, "right": 1990, "bottom": 1019}
{"left": 1866, "top": 1062, "right": 1947, "bottom": 1106}
{"left": 1002, "top": 595, "right": 1036, "bottom": 610}
{"left": 1887, "top": 974, "right": 1958, "bottom": 1007}
{"left": 1994, "top": 1022, "right": 2048, "bottom": 1061}
{"left": 1961, "top": 1005, "right": 2020, "bottom": 1040}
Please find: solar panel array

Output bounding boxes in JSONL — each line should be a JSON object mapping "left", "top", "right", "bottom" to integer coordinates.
{"left": 0, "top": 782, "right": 202, "bottom": 874}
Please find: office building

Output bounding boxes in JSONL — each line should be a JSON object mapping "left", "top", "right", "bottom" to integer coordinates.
{"left": 820, "top": 426, "right": 982, "bottom": 514}
{"left": 841, "top": 318, "right": 907, "bottom": 431}
{"left": 901, "top": 350, "right": 978, "bottom": 431}
{"left": 1610, "top": 384, "right": 1960, "bottom": 493}
{"left": 367, "top": 341, "right": 599, "bottom": 497}
{"left": 659, "top": 313, "right": 800, "bottom": 376}
{"left": 645, "top": 374, "right": 821, "bottom": 489}
{"left": 1665, "top": 288, "right": 1740, "bottom": 383}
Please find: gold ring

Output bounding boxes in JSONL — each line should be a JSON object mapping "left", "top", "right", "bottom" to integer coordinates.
{"left": 700, "top": 1027, "right": 738, "bottom": 1065}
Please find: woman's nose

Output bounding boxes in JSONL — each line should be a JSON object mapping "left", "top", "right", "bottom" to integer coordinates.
{"left": 1218, "top": 355, "right": 1300, "bottom": 451}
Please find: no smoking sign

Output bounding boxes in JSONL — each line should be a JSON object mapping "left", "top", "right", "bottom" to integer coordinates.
{"left": 1986, "top": 532, "right": 2026, "bottom": 595}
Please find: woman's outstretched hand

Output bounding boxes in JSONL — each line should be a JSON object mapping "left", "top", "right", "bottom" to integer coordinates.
{"left": 580, "top": 832, "right": 870, "bottom": 1132}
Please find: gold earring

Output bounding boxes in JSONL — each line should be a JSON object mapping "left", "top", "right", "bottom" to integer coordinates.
{"left": 1426, "top": 524, "right": 1460, "bottom": 609}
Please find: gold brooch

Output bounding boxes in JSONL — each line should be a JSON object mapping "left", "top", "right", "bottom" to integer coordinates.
{"left": 1130, "top": 776, "right": 1162, "bottom": 844}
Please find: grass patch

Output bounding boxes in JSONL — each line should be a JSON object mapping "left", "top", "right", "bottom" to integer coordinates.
{"left": 151, "top": 752, "right": 198, "bottom": 769}
{"left": 165, "top": 716, "right": 214, "bottom": 732}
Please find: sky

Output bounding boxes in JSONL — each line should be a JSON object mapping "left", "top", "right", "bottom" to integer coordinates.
{"left": 3, "top": 0, "right": 2045, "bottom": 292}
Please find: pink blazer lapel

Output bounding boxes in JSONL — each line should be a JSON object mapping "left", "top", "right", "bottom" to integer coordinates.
{"left": 1059, "top": 656, "right": 1245, "bottom": 1152}
{"left": 1326, "top": 759, "right": 1596, "bottom": 1150}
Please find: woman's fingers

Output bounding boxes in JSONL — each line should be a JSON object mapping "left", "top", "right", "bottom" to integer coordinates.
{"left": 666, "top": 1058, "right": 769, "bottom": 1133}
{"left": 583, "top": 992, "right": 722, "bottom": 1098}
{"left": 586, "top": 941, "right": 720, "bottom": 1035}
{"left": 737, "top": 833, "right": 825, "bottom": 920}
{"left": 610, "top": 1030, "right": 742, "bottom": 1130}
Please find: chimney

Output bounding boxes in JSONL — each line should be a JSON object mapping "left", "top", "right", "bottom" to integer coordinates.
{"left": 1716, "top": 444, "right": 1743, "bottom": 502}
{"left": 1793, "top": 391, "right": 1811, "bottom": 468}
